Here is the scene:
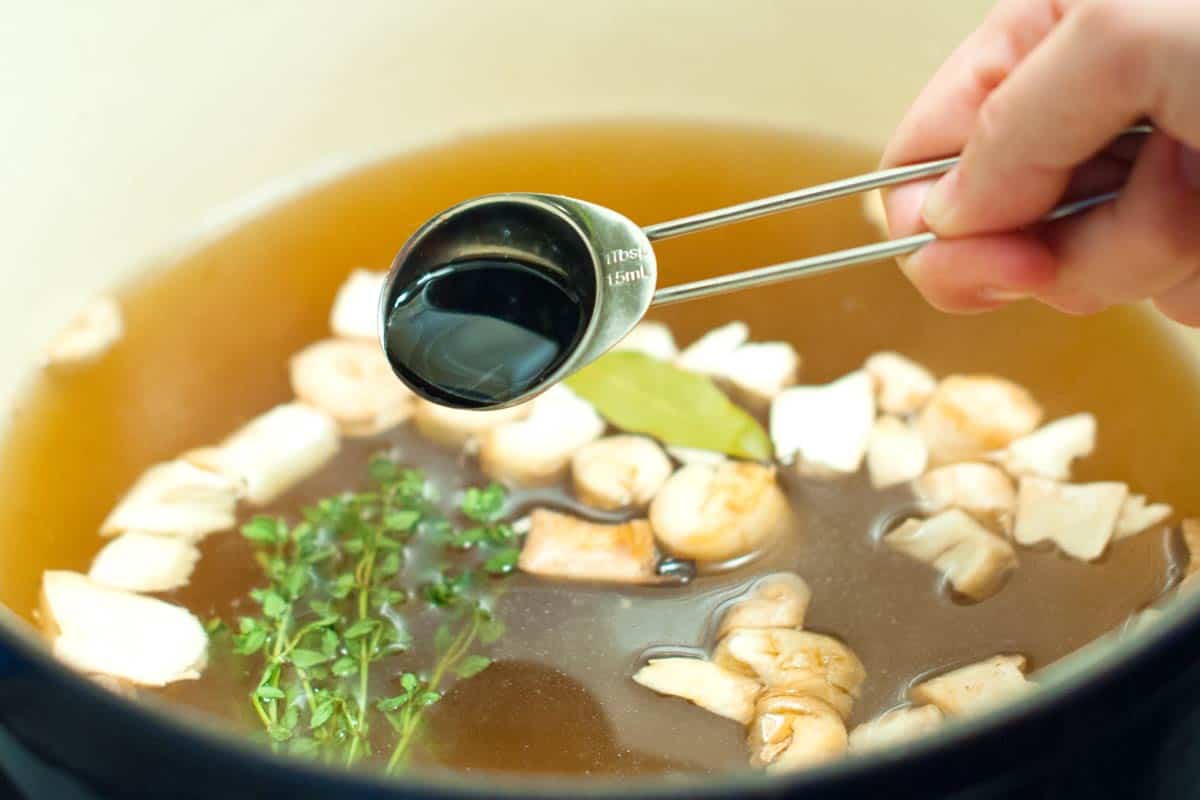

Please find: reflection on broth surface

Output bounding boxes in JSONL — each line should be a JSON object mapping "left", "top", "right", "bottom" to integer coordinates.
{"left": 3, "top": 122, "right": 1200, "bottom": 778}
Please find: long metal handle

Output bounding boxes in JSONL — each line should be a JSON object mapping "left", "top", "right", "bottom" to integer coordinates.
{"left": 650, "top": 191, "right": 1118, "bottom": 307}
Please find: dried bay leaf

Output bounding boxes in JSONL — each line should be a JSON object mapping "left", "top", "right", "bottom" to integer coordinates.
{"left": 566, "top": 351, "right": 772, "bottom": 460}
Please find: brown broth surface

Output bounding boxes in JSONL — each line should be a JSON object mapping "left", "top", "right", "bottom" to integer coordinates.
{"left": 2, "top": 121, "right": 1200, "bottom": 778}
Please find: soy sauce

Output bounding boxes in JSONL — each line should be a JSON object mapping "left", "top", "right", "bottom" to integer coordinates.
{"left": 384, "top": 259, "right": 585, "bottom": 407}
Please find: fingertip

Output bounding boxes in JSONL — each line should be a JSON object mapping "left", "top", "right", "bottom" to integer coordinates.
{"left": 900, "top": 233, "right": 1060, "bottom": 314}
{"left": 881, "top": 180, "right": 935, "bottom": 238}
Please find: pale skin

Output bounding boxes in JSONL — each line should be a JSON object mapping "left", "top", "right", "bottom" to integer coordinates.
{"left": 882, "top": 0, "right": 1200, "bottom": 325}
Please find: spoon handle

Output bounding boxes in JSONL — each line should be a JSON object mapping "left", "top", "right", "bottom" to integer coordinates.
{"left": 649, "top": 191, "right": 1117, "bottom": 307}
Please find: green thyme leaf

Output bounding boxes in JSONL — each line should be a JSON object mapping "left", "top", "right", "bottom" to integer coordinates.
{"left": 453, "top": 655, "right": 493, "bottom": 679}
{"left": 483, "top": 547, "right": 520, "bottom": 576}
{"left": 289, "top": 649, "right": 330, "bottom": 669}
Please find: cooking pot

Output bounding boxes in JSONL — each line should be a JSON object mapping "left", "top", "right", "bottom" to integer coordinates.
{"left": 3, "top": 2, "right": 1200, "bottom": 798}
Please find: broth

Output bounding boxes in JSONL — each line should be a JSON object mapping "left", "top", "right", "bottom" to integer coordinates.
{"left": 3, "top": 121, "right": 1200, "bottom": 778}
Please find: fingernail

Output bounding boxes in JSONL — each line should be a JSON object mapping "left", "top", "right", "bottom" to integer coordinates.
{"left": 978, "top": 288, "right": 1028, "bottom": 303}
{"left": 922, "top": 171, "right": 957, "bottom": 230}
{"left": 1182, "top": 145, "right": 1200, "bottom": 189}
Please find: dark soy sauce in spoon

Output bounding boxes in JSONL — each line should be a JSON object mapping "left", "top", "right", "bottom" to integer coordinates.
{"left": 384, "top": 259, "right": 586, "bottom": 408}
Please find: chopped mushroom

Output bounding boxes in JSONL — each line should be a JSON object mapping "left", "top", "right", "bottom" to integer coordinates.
{"left": 748, "top": 693, "right": 847, "bottom": 772}
{"left": 412, "top": 399, "right": 530, "bottom": 449}
{"left": 89, "top": 532, "right": 200, "bottom": 593}
{"left": 721, "top": 341, "right": 801, "bottom": 407}
{"left": 770, "top": 371, "right": 876, "bottom": 477}
{"left": 917, "top": 376, "right": 1043, "bottom": 465}
{"left": 863, "top": 352, "right": 936, "bottom": 416}
{"left": 517, "top": 509, "right": 657, "bottom": 583}
{"left": 914, "top": 463, "right": 1017, "bottom": 520}
{"left": 1113, "top": 494, "right": 1173, "bottom": 540}
{"left": 848, "top": 704, "right": 944, "bottom": 753}
{"left": 674, "top": 321, "right": 749, "bottom": 376}
{"left": 666, "top": 446, "right": 727, "bottom": 466}
{"left": 289, "top": 338, "right": 414, "bottom": 436}
{"left": 884, "top": 510, "right": 1017, "bottom": 601}
{"left": 866, "top": 416, "right": 929, "bottom": 489}
{"left": 989, "top": 413, "right": 1096, "bottom": 481}
{"left": 861, "top": 189, "right": 889, "bottom": 237}
{"left": 571, "top": 435, "right": 673, "bottom": 511}
{"left": 713, "top": 629, "right": 865, "bottom": 720}
{"left": 910, "top": 655, "right": 1032, "bottom": 716}
{"left": 189, "top": 403, "right": 339, "bottom": 506}
{"left": 612, "top": 321, "right": 679, "bottom": 361}
{"left": 718, "top": 573, "right": 812, "bottom": 638}
{"left": 479, "top": 386, "right": 606, "bottom": 487}
{"left": 649, "top": 462, "right": 789, "bottom": 562}
{"left": 44, "top": 296, "right": 124, "bottom": 366}
{"left": 100, "top": 460, "right": 241, "bottom": 540}
{"left": 632, "top": 657, "right": 762, "bottom": 724}
{"left": 328, "top": 269, "right": 386, "bottom": 340}
{"left": 1012, "top": 477, "right": 1127, "bottom": 561}
{"left": 41, "top": 571, "right": 207, "bottom": 687}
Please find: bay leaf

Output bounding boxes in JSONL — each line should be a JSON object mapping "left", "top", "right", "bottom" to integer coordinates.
{"left": 565, "top": 351, "right": 772, "bottom": 460}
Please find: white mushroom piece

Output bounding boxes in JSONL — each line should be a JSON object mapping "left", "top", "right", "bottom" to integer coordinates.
{"left": 1113, "top": 494, "right": 1173, "bottom": 540}
{"left": 866, "top": 416, "right": 929, "bottom": 489}
{"left": 911, "top": 655, "right": 1032, "bottom": 717}
{"left": 612, "top": 320, "right": 679, "bottom": 362}
{"left": 884, "top": 510, "right": 1017, "bottom": 601}
{"left": 89, "top": 532, "right": 200, "bottom": 593}
{"left": 571, "top": 435, "right": 673, "bottom": 511}
{"left": 674, "top": 321, "right": 749, "bottom": 376}
{"left": 328, "top": 268, "right": 386, "bottom": 340}
{"left": 713, "top": 629, "right": 866, "bottom": 720}
{"left": 720, "top": 342, "right": 801, "bottom": 407}
{"left": 517, "top": 509, "right": 657, "bottom": 583}
{"left": 101, "top": 460, "right": 242, "bottom": 540}
{"left": 632, "top": 657, "right": 762, "bottom": 724}
{"left": 863, "top": 352, "right": 936, "bottom": 416}
{"left": 188, "top": 403, "right": 340, "bottom": 506}
{"left": 1012, "top": 477, "right": 1127, "bottom": 561}
{"left": 770, "top": 371, "right": 876, "bottom": 478}
{"left": 665, "top": 446, "right": 727, "bottom": 466}
{"left": 989, "top": 413, "right": 1096, "bottom": 480}
{"left": 1180, "top": 518, "right": 1200, "bottom": 593}
{"left": 748, "top": 693, "right": 848, "bottom": 772}
{"left": 848, "top": 704, "right": 944, "bottom": 753}
{"left": 718, "top": 573, "right": 812, "bottom": 638}
{"left": 43, "top": 296, "right": 124, "bottom": 366}
{"left": 412, "top": 400, "right": 530, "bottom": 449}
{"left": 914, "top": 463, "right": 1017, "bottom": 521}
{"left": 649, "top": 461, "right": 789, "bottom": 562}
{"left": 290, "top": 338, "right": 415, "bottom": 436}
{"left": 861, "top": 189, "right": 889, "bottom": 237}
{"left": 917, "top": 376, "right": 1042, "bottom": 465}
{"left": 479, "top": 386, "right": 605, "bottom": 487}
{"left": 41, "top": 571, "right": 207, "bottom": 686}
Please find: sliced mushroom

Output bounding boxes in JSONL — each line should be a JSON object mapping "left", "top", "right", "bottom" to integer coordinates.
{"left": 917, "top": 376, "right": 1043, "bottom": 465}
{"left": 328, "top": 269, "right": 386, "bottom": 340}
{"left": 721, "top": 341, "right": 801, "bottom": 407}
{"left": 848, "top": 704, "right": 943, "bottom": 753}
{"left": 884, "top": 510, "right": 1017, "bottom": 601}
{"left": 517, "top": 509, "right": 656, "bottom": 583}
{"left": 44, "top": 296, "right": 124, "bottom": 366}
{"left": 188, "top": 403, "right": 340, "bottom": 506}
{"left": 89, "top": 532, "right": 200, "bottom": 593}
{"left": 770, "top": 371, "right": 876, "bottom": 477}
{"left": 866, "top": 416, "right": 929, "bottom": 489}
{"left": 412, "top": 399, "right": 530, "bottom": 449}
{"left": 718, "top": 573, "right": 812, "bottom": 638}
{"left": 914, "top": 463, "right": 1017, "bottom": 521}
{"left": 674, "top": 321, "right": 749, "bottom": 376}
{"left": 713, "top": 628, "right": 865, "bottom": 720}
{"left": 748, "top": 693, "right": 847, "bottom": 772}
{"left": 863, "top": 352, "right": 936, "bottom": 416}
{"left": 100, "top": 460, "right": 242, "bottom": 540}
{"left": 612, "top": 320, "right": 679, "bottom": 362}
{"left": 479, "top": 386, "right": 606, "bottom": 487}
{"left": 289, "top": 338, "right": 414, "bottom": 436}
{"left": 649, "top": 461, "right": 789, "bottom": 562}
{"left": 1113, "top": 494, "right": 1173, "bottom": 540}
{"left": 1012, "top": 477, "right": 1127, "bottom": 561}
{"left": 41, "top": 571, "right": 207, "bottom": 687}
{"left": 571, "top": 435, "right": 673, "bottom": 511}
{"left": 989, "top": 413, "right": 1096, "bottom": 481}
{"left": 861, "top": 189, "right": 889, "bottom": 237}
{"left": 632, "top": 657, "right": 762, "bottom": 724}
{"left": 910, "top": 655, "right": 1032, "bottom": 716}
{"left": 666, "top": 446, "right": 727, "bottom": 466}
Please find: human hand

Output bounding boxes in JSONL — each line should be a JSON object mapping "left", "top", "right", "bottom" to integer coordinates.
{"left": 881, "top": 0, "right": 1200, "bottom": 325}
